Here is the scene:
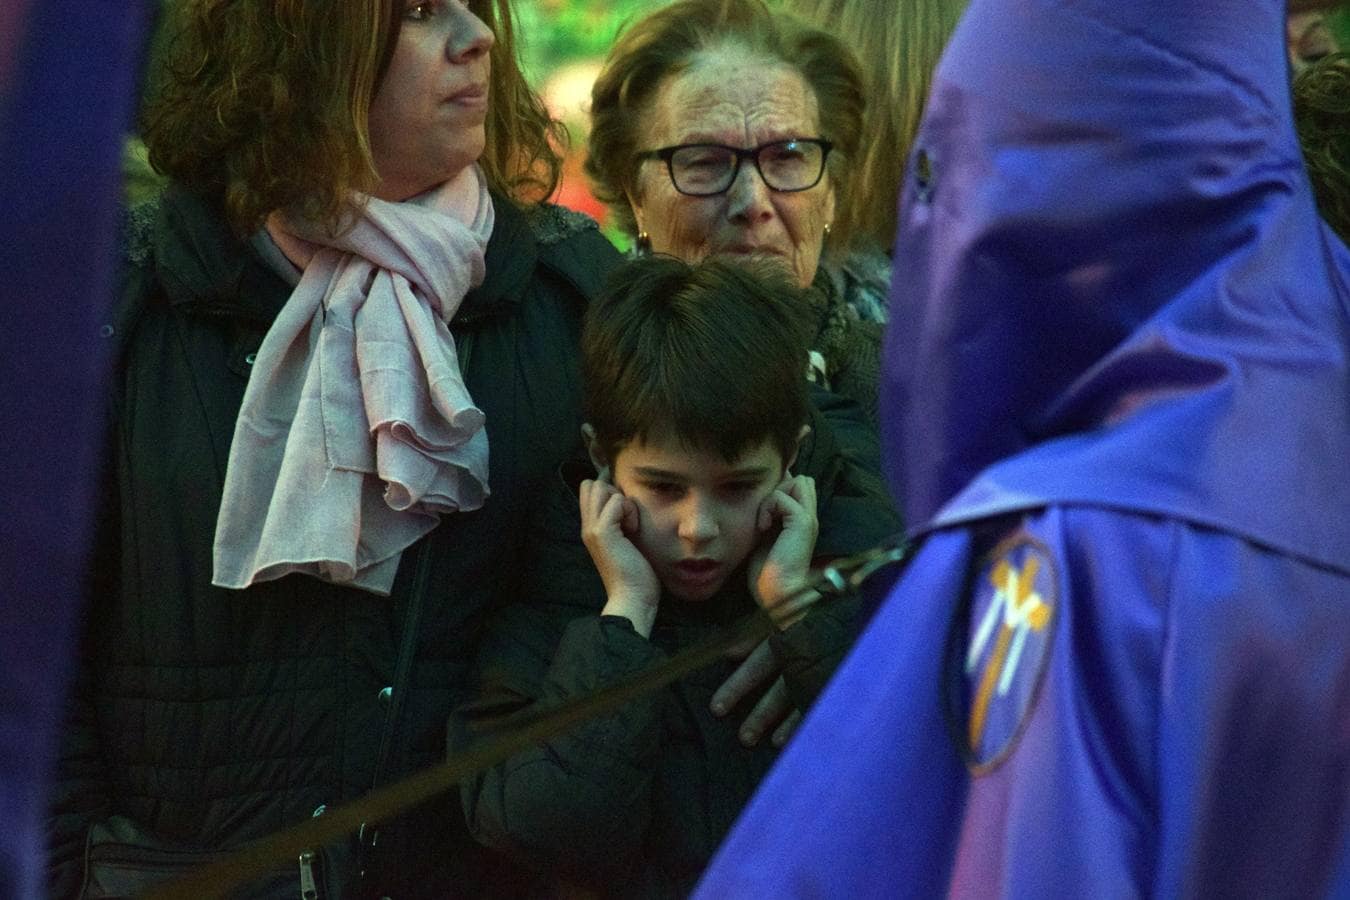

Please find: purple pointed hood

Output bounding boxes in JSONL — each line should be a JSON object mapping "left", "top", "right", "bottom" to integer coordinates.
{"left": 883, "top": 0, "right": 1350, "bottom": 575}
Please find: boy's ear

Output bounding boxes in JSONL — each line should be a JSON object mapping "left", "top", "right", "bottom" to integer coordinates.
{"left": 784, "top": 424, "right": 811, "bottom": 474}
{"left": 581, "top": 423, "right": 610, "bottom": 476}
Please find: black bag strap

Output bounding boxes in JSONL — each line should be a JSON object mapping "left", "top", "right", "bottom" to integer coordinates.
{"left": 144, "top": 542, "right": 913, "bottom": 900}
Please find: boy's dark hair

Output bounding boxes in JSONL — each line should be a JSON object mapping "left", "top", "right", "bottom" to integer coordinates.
{"left": 582, "top": 255, "right": 812, "bottom": 465}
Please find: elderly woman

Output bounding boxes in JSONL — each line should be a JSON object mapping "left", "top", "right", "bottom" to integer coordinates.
{"left": 46, "top": 1, "right": 621, "bottom": 897}
{"left": 586, "top": 0, "right": 884, "bottom": 427}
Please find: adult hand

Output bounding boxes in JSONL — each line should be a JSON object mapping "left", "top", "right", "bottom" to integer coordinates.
{"left": 580, "top": 472, "right": 660, "bottom": 637}
{"left": 711, "top": 639, "right": 800, "bottom": 747}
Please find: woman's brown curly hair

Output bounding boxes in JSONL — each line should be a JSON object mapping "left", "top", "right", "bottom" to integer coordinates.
{"left": 585, "top": 0, "right": 864, "bottom": 251}
{"left": 1295, "top": 52, "right": 1350, "bottom": 243}
{"left": 143, "top": 0, "right": 562, "bottom": 234}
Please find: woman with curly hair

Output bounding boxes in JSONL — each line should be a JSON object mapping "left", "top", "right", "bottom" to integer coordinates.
{"left": 47, "top": 1, "right": 621, "bottom": 896}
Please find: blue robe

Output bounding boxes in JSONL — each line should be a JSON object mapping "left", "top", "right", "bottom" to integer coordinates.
{"left": 694, "top": 0, "right": 1350, "bottom": 895}
{"left": 0, "top": 4, "right": 152, "bottom": 897}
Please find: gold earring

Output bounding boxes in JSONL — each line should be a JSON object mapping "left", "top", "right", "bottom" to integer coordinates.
{"left": 823, "top": 223, "right": 832, "bottom": 238}
{"left": 636, "top": 231, "right": 652, "bottom": 255}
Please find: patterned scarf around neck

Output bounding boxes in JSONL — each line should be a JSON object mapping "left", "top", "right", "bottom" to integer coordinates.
{"left": 212, "top": 165, "right": 495, "bottom": 596}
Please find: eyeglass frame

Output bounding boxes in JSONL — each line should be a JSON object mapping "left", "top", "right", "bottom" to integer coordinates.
{"left": 634, "top": 137, "right": 835, "bottom": 197}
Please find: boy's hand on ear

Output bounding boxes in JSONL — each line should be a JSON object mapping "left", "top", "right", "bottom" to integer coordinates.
{"left": 580, "top": 472, "right": 661, "bottom": 638}
{"left": 749, "top": 474, "right": 819, "bottom": 627}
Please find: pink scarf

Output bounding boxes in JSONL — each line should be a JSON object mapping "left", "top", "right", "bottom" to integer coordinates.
{"left": 213, "top": 165, "right": 495, "bottom": 595}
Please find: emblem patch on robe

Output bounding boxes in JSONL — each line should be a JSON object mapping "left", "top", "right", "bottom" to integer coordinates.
{"left": 959, "top": 535, "right": 1058, "bottom": 771}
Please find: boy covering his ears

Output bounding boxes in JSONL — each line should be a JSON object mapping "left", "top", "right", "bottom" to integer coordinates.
{"left": 577, "top": 256, "right": 820, "bottom": 638}
{"left": 450, "top": 256, "right": 898, "bottom": 897}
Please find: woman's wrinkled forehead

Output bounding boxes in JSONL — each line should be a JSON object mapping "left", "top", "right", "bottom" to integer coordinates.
{"left": 642, "top": 47, "right": 821, "bottom": 148}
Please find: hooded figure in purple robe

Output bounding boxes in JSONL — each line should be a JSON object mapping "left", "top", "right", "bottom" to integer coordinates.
{"left": 0, "top": 3, "right": 152, "bottom": 897}
{"left": 693, "top": 0, "right": 1350, "bottom": 895}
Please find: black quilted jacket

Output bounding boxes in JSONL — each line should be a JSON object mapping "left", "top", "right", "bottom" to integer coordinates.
{"left": 47, "top": 185, "right": 622, "bottom": 899}
{"left": 451, "top": 423, "right": 901, "bottom": 898}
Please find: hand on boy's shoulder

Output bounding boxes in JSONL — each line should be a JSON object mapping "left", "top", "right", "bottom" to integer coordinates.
{"left": 580, "top": 470, "right": 661, "bottom": 637}
{"left": 749, "top": 474, "right": 819, "bottom": 625}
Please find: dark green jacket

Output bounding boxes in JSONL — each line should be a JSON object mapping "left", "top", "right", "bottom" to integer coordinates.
{"left": 47, "top": 185, "right": 622, "bottom": 899}
{"left": 450, "top": 420, "right": 900, "bottom": 899}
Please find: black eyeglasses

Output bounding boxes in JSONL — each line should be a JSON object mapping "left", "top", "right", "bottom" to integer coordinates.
{"left": 636, "top": 138, "right": 833, "bottom": 197}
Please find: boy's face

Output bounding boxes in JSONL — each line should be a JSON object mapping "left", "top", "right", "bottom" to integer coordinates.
{"left": 611, "top": 432, "right": 787, "bottom": 603}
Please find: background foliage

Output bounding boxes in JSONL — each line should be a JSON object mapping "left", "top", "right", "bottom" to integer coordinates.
{"left": 514, "top": 0, "right": 654, "bottom": 85}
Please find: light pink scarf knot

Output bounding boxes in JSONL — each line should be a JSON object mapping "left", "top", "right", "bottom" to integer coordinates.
{"left": 213, "top": 165, "right": 495, "bottom": 595}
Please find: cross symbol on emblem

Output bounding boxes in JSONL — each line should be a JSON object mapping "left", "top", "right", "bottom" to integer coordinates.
{"left": 965, "top": 556, "right": 1052, "bottom": 750}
